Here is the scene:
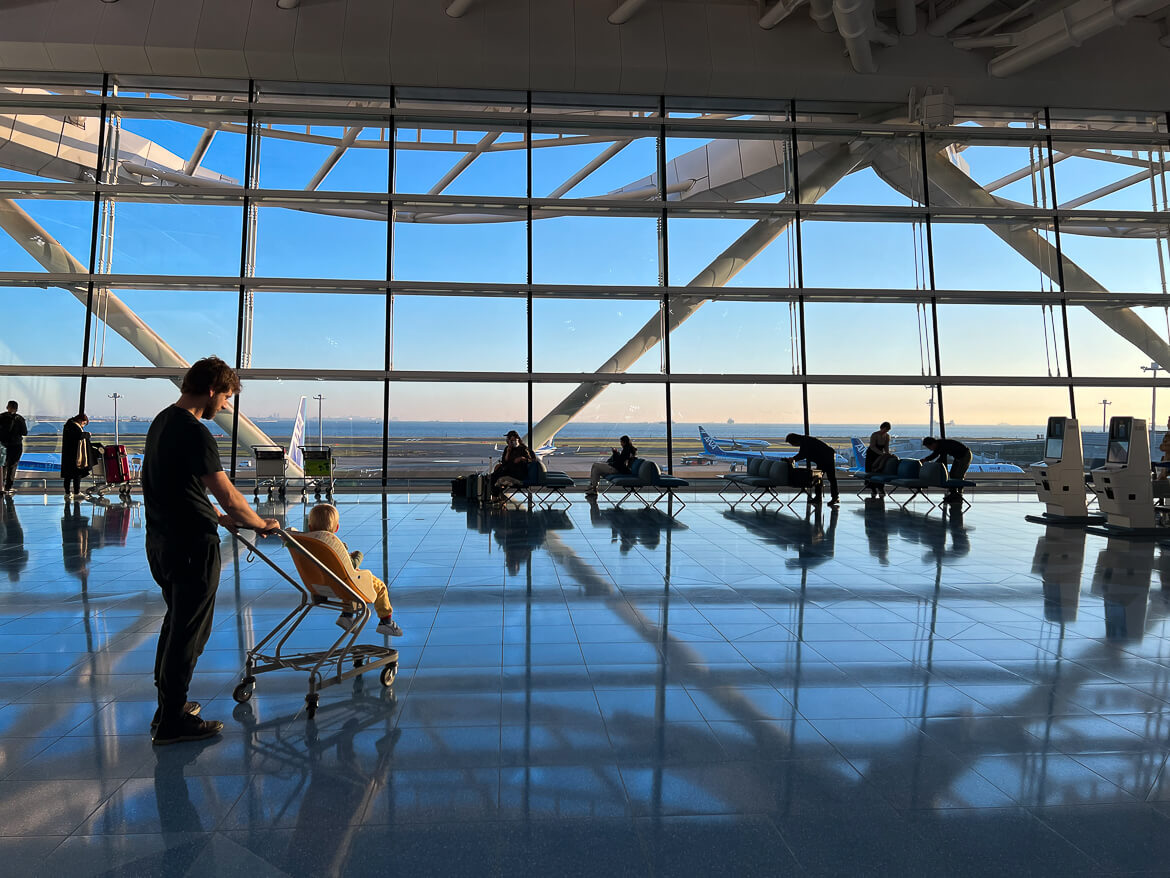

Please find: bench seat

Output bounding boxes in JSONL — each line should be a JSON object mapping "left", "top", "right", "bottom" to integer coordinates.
{"left": 601, "top": 458, "right": 689, "bottom": 513}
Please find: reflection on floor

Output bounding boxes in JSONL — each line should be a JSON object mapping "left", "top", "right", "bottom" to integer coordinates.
{"left": 3, "top": 492, "right": 1170, "bottom": 874}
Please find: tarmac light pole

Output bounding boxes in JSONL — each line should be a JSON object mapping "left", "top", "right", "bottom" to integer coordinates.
{"left": 108, "top": 393, "right": 122, "bottom": 446}
{"left": 1101, "top": 399, "right": 1112, "bottom": 434}
{"left": 1141, "top": 363, "right": 1161, "bottom": 448}
{"left": 313, "top": 394, "right": 325, "bottom": 446}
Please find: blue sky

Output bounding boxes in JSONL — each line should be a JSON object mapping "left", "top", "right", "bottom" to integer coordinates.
{"left": 2, "top": 104, "right": 1169, "bottom": 428}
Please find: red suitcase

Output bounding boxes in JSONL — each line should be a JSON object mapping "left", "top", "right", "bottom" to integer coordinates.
{"left": 103, "top": 444, "right": 131, "bottom": 485}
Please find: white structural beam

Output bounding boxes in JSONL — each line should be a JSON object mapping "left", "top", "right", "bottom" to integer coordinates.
{"left": 0, "top": 198, "right": 299, "bottom": 474}
{"left": 446, "top": 0, "right": 475, "bottom": 18}
{"left": 988, "top": 0, "right": 1170, "bottom": 77}
{"left": 1060, "top": 168, "right": 1159, "bottom": 208}
{"left": 547, "top": 138, "right": 633, "bottom": 198}
{"left": 182, "top": 121, "right": 219, "bottom": 177}
{"left": 874, "top": 147, "right": 1170, "bottom": 372}
{"left": 427, "top": 130, "right": 500, "bottom": 195}
{"left": 305, "top": 126, "right": 362, "bottom": 192}
{"left": 609, "top": 0, "right": 649, "bottom": 25}
{"left": 529, "top": 144, "right": 867, "bottom": 450}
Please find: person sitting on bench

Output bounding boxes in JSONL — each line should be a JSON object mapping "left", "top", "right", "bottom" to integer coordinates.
{"left": 491, "top": 430, "right": 535, "bottom": 500}
{"left": 585, "top": 435, "right": 637, "bottom": 498}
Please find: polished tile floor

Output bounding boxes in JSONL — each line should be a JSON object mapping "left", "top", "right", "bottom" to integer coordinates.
{"left": 2, "top": 490, "right": 1170, "bottom": 875}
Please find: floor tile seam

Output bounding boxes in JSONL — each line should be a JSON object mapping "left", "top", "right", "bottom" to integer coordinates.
{"left": 45, "top": 776, "right": 134, "bottom": 838}
{"left": 1025, "top": 805, "right": 1155, "bottom": 871}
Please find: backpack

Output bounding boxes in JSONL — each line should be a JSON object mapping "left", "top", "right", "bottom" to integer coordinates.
{"left": 0, "top": 413, "right": 12, "bottom": 444}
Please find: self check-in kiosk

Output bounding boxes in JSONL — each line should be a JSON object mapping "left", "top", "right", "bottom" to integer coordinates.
{"left": 1090, "top": 416, "right": 1160, "bottom": 533}
{"left": 1026, "top": 416, "right": 1102, "bottom": 525}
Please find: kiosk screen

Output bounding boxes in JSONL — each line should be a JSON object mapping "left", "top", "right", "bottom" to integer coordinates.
{"left": 1045, "top": 418, "right": 1065, "bottom": 460}
{"left": 1107, "top": 418, "right": 1132, "bottom": 464}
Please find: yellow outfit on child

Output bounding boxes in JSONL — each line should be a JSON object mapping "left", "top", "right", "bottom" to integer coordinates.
{"left": 303, "top": 529, "right": 392, "bottom": 618}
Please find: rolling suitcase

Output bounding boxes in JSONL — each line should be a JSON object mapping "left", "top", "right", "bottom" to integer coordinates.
{"left": 103, "top": 444, "right": 131, "bottom": 485}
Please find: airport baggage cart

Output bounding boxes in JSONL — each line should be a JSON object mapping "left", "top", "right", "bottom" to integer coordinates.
{"left": 230, "top": 528, "right": 398, "bottom": 719}
{"left": 252, "top": 444, "right": 288, "bottom": 499}
{"left": 103, "top": 444, "right": 131, "bottom": 484}
{"left": 85, "top": 443, "right": 140, "bottom": 503}
{"left": 299, "top": 445, "right": 334, "bottom": 499}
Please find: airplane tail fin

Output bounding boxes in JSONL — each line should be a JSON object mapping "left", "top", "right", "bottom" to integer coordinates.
{"left": 850, "top": 438, "right": 867, "bottom": 471}
{"left": 698, "top": 426, "right": 720, "bottom": 455}
{"left": 288, "top": 396, "right": 307, "bottom": 469}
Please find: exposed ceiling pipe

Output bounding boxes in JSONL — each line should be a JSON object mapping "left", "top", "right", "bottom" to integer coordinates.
{"left": 760, "top": 0, "right": 807, "bottom": 28}
{"left": 809, "top": 0, "right": 839, "bottom": 32}
{"left": 953, "top": 0, "right": 1038, "bottom": 37}
{"left": 927, "top": 0, "right": 1000, "bottom": 36}
{"left": 609, "top": 0, "right": 649, "bottom": 24}
{"left": 953, "top": 33, "right": 1017, "bottom": 47}
{"left": 446, "top": 0, "right": 475, "bottom": 18}
{"left": 989, "top": 0, "right": 1170, "bottom": 76}
{"left": 896, "top": 0, "right": 918, "bottom": 34}
{"left": 834, "top": 0, "right": 882, "bottom": 72}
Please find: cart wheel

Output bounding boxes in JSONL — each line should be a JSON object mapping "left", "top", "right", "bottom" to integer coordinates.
{"left": 380, "top": 663, "right": 397, "bottom": 687}
{"left": 279, "top": 486, "right": 286, "bottom": 499}
{"left": 305, "top": 692, "right": 319, "bottom": 718}
{"left": 232, "top": 679, "right": 255, "bottom": 703}
{"left": 354, "top": 656, "right": 364, "bottom": 668}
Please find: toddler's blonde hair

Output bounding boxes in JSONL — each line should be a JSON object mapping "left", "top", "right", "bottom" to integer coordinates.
{"left": 307, "top": 503, "right": 339, "bottom": 532}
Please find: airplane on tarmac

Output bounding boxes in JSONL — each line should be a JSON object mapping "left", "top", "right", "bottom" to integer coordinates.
{"left": 694, "top": 426, "right": 850, "bottom": 468}
{"left": 493, "top": 437, "right": 567, "bottom": 460}
{"left": 847, "top": 438, "right": 1026, "bottom": 475}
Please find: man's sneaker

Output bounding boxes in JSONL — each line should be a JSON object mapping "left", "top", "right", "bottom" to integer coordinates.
{"left": 336, "top": 613, "right": 357, "bottom": 631}
{"left": 376, "top": 618, "right": 403, "bottom": 637}
{"left": 152, "top": 713, "right": 223, "bottom": 746}
{"left": 150, "top": 701, "right": 202, "bottom": 733}
{"left": 584, "top": 489, "right": 598, "bottom": 498}
{"left": 828, "top": 498, "right": 840, "bottom": 507}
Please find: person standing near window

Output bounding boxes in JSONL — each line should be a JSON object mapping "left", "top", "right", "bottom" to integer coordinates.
{"left": 0, "top": 400, "right": 28, "bottom": 495}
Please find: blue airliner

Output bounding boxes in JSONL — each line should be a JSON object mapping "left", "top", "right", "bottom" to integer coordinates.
{"left": 847, "top": 437, "right": 1025, "bottom": 474}
{"left": 695, "top": 426, "right": 849, "bottom": 468}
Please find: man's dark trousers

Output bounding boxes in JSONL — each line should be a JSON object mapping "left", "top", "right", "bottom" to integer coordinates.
{"left": 2, "top": 444, "right": 20, "bottom": 491}
{"left": 146, "top": 534, "right": 221, "bottom": 720}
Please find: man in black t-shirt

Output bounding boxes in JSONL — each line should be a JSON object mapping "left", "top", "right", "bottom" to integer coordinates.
{"left": 143, "top": 357, "right": 278, "bottom": 745}
{"left": 0, "top": 400, "right": 29, "bottom": 494}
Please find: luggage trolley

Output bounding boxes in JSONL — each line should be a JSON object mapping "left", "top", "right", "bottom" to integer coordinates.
{"left": 252, "top": 444, "right": 288, "bottom": 500}
{"left": 231, "top": 528, "right": 398, "bottom": 718}
{"left": 85, "top": 443, "right": 141, "bottom": 503}
{"left": 299, "top": 445, "right": 335, "bottom": 499}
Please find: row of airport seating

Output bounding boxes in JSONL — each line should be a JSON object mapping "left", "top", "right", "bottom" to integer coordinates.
{"left": 493, "top": 455, "right": 975, "bottom": 513}
{"left": 495, "top": 458, "right": 690, "bottom": 511}
{"left": 861, "top": 456, "right": 976, "bottom": 509}
{"left": 718, "top": 457, "right": 820, "bottom": 510}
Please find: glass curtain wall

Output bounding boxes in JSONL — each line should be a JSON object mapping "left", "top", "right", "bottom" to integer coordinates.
{"left": 1, "top": 76, "right": 1168, "bottom": 483}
